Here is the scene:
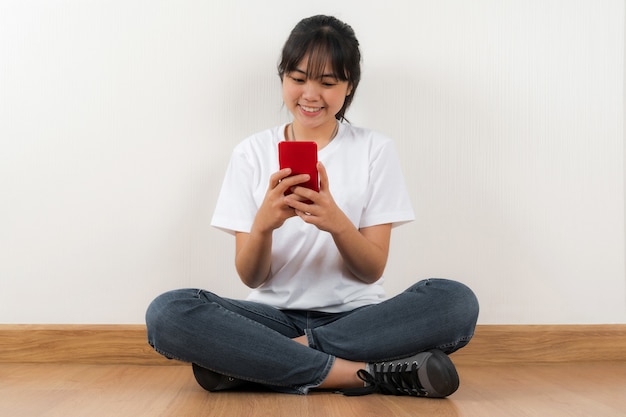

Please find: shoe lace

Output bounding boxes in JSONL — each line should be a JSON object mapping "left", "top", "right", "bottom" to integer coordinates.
{"left": 340, "top": 361, "right": 427, "bottom": 397}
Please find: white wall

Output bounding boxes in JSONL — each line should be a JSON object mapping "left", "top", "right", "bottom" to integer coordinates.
{"left": 0, "top": 0, "right": 624, "bottom": 324}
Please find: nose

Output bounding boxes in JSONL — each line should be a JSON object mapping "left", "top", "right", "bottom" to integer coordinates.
{"left": 302, "top": 80, "right": 321, "bottom": 100}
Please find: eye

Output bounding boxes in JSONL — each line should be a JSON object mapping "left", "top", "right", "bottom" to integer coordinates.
{"left": 320, "top": 77, "right": 339, "bottom": 87}
{"left": 289, "top": 75, "right": 305, "bottom": 84}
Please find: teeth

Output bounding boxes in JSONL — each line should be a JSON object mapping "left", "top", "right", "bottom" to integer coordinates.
{"left": 301, "top": 105, "right": 321, "bottom": 112}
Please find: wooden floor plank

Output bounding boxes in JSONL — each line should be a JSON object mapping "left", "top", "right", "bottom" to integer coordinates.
{"left": 1, "top": 362, "right": 625, "bottom": 417}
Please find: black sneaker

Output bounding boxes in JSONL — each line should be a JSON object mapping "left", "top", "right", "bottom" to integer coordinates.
{"left": 192, "top": 363, "right": 246, "bottom": 392}
{"left": 341, "top": 349, "right": 459, "bottom": 398}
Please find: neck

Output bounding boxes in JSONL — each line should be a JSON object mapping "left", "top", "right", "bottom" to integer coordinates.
{"left": 289, "top": 120, "right": 339, "bottom": 148}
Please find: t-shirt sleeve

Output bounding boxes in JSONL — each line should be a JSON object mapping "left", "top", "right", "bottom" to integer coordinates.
{"left": 210, "top": 147, "right": 258, "bottom": 235}
{"left": 359, "top": 139, "right": 415, "bottom": 229}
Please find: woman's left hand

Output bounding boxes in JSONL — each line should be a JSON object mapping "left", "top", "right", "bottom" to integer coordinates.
{"left": 283, "top": 162, "right": 351, "bottom": 234}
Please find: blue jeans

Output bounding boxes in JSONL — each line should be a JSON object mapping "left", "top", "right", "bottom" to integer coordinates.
{"left": 145, "top": 278, "right": 479, "bottom": 394}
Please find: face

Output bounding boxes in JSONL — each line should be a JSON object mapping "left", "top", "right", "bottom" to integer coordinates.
{"left": 282, "top": 57, "right": 352, "bottom": 131}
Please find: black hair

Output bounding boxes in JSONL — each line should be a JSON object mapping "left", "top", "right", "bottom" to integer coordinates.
{"left": 278, "top": 15, "right": 361, "bottom": 122}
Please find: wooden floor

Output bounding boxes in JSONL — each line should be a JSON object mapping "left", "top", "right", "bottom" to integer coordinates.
{"left": 1, "top": 362, "right": 625, "bottom": 417}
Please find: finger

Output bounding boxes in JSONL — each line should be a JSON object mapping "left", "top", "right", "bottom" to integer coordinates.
{"left": 296, "top": 210, "right": 313, "bottom": 221}
{"left": 283, "top": 174, "right": 311, "bottom": 191}
{"left": 285, "top": 191, "right": 315, "bottom": 211}
{"left": 270, "top": 168, "right": 292, "bottom": 188}
{"left": 284, "top": 192, "right": 310, "bottom": 207}
{"left": 317, "top": 161, "right": 328, "bottom": 192}
{"left": 271, "top": 170, "right": 309, "bottom": 195}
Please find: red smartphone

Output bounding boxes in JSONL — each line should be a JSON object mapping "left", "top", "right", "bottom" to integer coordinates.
{"left": 278, "top": 141, "right": 319, "bottom": 195}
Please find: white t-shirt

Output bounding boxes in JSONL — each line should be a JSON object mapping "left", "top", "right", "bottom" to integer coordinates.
{"left": 211, "top": 122, "right": 415, "bottom": 312}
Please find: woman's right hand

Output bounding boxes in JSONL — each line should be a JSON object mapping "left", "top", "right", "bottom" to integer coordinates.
{"left": 254, "top": 168, "right": 311, "bottom": 233}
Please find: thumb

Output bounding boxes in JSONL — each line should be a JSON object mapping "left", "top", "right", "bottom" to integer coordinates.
{"left": 317, "top": 161, "right": 328, "bottom": 192}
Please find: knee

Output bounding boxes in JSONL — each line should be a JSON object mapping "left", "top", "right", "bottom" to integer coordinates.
{"left": 145, "top": 289, "right": 196, "bottom": 339}
{"left": 443, "top": 279, "right": 479, "bottom": 334}
{"left": 410, "top": 278, "right": 480, "bottom": 331}
{"left": 450, "top": 279, "right": 479, "bottom": 326}
{"left": 438, "top": 279, "right": 478, "bottom": 314}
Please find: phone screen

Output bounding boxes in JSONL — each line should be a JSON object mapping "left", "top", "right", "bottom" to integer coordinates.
{"left": 278, "top": 141, "right": 319, "bottom": 194}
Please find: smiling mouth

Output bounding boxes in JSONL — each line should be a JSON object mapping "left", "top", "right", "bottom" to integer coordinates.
{"left": 300, "top": 105, "right": 322, "bottom": 113}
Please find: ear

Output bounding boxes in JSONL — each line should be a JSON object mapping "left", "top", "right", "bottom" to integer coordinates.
{"left": 346, "top": 83, "right": 353, "bottom": 96}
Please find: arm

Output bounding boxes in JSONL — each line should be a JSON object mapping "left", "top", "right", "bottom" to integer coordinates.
{"left": 235, "top": 229, "right": 273, "bottom": 289}
{"left": 331, "top": 220, "right": 391, "bottom": 284}
{"left": 235, "top": 168, "right": 311, "bottom": 288}
{"left": 285, "top": 162, "right": 391, "bottom": 284}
